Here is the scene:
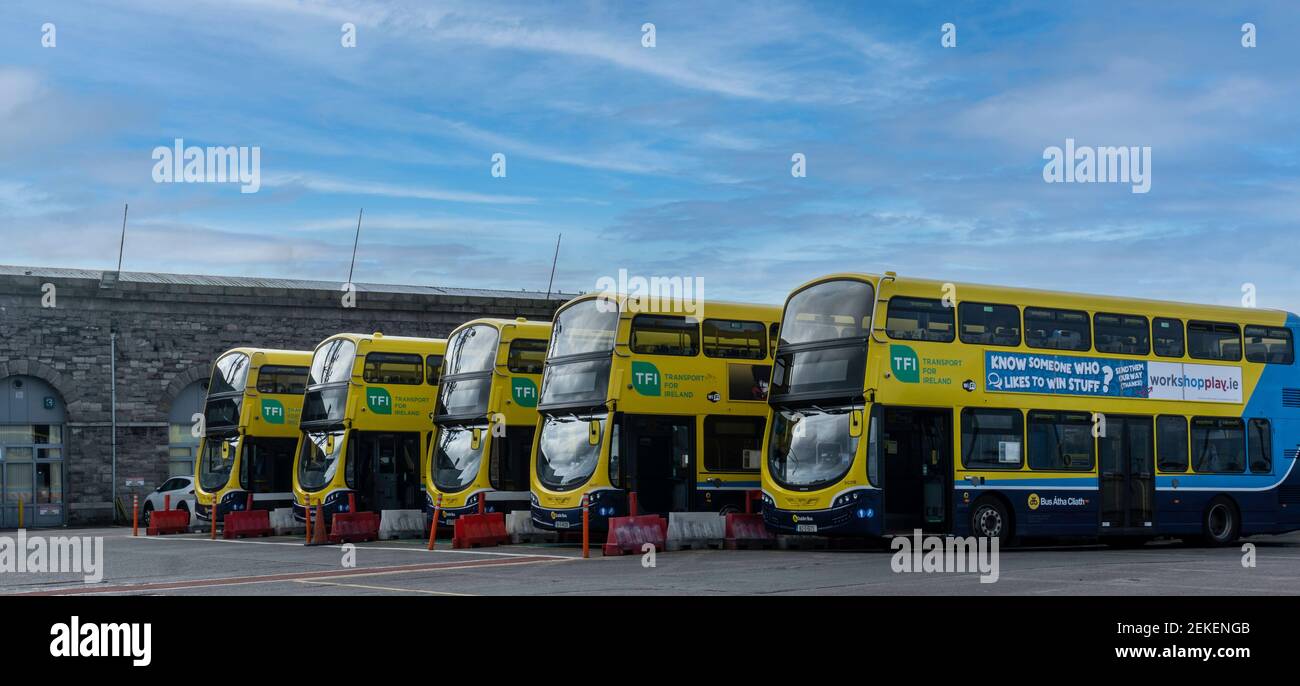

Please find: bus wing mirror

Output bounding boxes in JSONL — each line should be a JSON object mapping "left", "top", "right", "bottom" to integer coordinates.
{"left": 849, "top": 409, "right": 864, "bottom": 438}
{"left": 588, "top": 420, "right": 601, "bottom": 446}
{"left": 471, "top": 428, "right": 482, "bottom": 450}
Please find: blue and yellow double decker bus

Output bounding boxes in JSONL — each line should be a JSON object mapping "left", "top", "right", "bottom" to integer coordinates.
{"left": 194, "top": 348, "right": 311, "bottom": 524}
{"left": 531, "top": 293, "right": 781, "bottom": 531}
{"left": 763, "top": 272, "right": 1300, "bottom": 546}
{"left": 426, "top": 317, "right": 551, "bottom": 524}
{"left": 292, "top": 333, "right": 446, "bottom": 522}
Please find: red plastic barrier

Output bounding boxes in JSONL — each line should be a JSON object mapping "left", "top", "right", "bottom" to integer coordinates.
{"left": 147, "top": 510, "right": 190, "bottom": 535}
{"left": 328, "top": 512, "right": 380, "bottom": 543}
{"left": 724, "top": 513, "right": 775, "bottom": 549}
{"left": 452, "top": 512, "right": 509, "bottom": 549}
{"left": 223, "top": 509, "right": 273, "bottom": 539}
{"left": 602, "top": 515, "right": 667, "bottom": 556}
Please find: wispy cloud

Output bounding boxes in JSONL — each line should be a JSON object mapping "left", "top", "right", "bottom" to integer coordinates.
{"left": 262, "top": 172, "right": 537, "bottom": 205}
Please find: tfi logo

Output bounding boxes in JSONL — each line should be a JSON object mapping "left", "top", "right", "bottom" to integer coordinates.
{"left": 261, "top": 399, "right": 285, "bottom": 424}
{"left": 890, "top": 345, "right": 920, "bottom": 383}
{"left": 631, "top": 361, "right": 661, "bottom": 396}
{"left": 366, "top": 387, "right": 393, "bottom": 414}
{"left": 512, "top": 378, "right": 539, "bottom": 408}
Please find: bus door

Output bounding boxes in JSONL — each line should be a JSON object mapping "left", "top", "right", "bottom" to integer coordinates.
{"left": 356, "top": 432, "right": 421, "bottom": 511}
{"left": 239, "top": 437, "right": 297, "bottom": 508}
{"left": 624, "top": 415, "right": 694, "bottom": 515}
{"left": 1099, "top": 415, "right": 1154, "bottom": 532}
{"left": 881, "top": 407, "right": 952, "bottom": 533}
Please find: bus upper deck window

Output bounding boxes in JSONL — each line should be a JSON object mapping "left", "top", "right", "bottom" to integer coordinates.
{"left": 1188, "top": 321, "right": 1242, "bottom": 362}
{"left": 631, "top": 315, "right": 700, "bottom": 356}
{"left": 885, "top": 296, "right": 955, "bottom": 343}
{"left": 1093, "top": 313, "right": 1149, "bottom": 355}
{"left": 1153, "top": 318, "right": 1184, "bottom": 358}
{"left": 1243, "top": 325, "right": 1294, "bottom": 364}
{"left": 957, "top": 302, "right": 1020, "bottom": 347}
{"left": 1024, "top": 307, "right": 1090, "bottom": 352}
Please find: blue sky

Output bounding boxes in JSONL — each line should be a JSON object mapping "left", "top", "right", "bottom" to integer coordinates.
{"left": 1, "top": 1, "right": 1298, "bottom": 308}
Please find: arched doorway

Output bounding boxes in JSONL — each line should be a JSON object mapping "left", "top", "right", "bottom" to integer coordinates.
{"left": 0, "top": 375, "right": 67, "bottom": 527}
{"left": 168, "top": 380, "right": 207, "bottom": 478}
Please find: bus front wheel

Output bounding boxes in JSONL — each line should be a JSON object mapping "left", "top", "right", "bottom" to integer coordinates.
{"left": 970, "top": 497, "right": 1011, "bottom": 545}
{"left": 1201, "top": 496, "right": 1240, "bottom": 547}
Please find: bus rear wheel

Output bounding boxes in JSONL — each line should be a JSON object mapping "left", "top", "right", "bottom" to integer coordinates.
{"left": 970, "top": 497, "right": 1011, "bottom": 545}
{"left": 1201, "top": 496, "right": 1240, "bottom": 546}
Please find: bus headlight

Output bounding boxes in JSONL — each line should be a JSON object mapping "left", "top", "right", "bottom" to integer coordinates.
{"left": 832, "top": 491, "right": 865, "bottom": 508}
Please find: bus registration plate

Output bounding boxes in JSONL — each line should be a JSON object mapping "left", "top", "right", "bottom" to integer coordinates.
{"left": 796, "top": 523, "right": 818, "bottom": 533}
{"left": 555, "top": 520, "right": 571, "bottom": 529}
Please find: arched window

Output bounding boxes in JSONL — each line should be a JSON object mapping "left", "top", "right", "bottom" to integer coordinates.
{"left": 0, "top": 375, "right": 67, "bottom": 527}
{"left": 168, "top": 380, "right": 207, "bottom": 478}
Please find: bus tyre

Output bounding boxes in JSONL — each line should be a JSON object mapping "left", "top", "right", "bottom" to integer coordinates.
{"left": 1201, "top": 496, "right": 1240, "bottom": 547}
{"left": 970, "top": 497, "right": 1011, "bottom": 545}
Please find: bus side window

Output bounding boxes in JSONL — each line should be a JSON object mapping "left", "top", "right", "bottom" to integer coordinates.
{"left": 1243, "top": 326, "right": 1294, "bottom": 364}
{"left": 608, "top": 422, "right": 621, "bottom": 488}
{"left": 703, "top": 416, "right": 765, "bottom": 472}
{"left": 1248, "top": 418, "right": 1272, "bottom": 474}
{"left": 1153, "top": 318, "right": 1184, "bottom": 358}
{"left": 426, "top": 355, "right": 444, "bottom": 386}
{"left": 1024, "top": 307, "right": 1091, "bottom": 352}
{"left": 1156, "top": 416, "right": 1188, "bottom": 472}
{"left": 1188, "top": 321, "right": 1242, "bottom": 362}
{"left": 1190, "top": 417, "right": 1245, "bottom": 473}
{"left": 958, "top": 302, "right": 1020, "bottom": 347}
{"left": 960, "top": 408, "right": 1023, "bottom": 469}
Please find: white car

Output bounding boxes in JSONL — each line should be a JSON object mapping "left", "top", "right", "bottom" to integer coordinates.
{"left": 141, "top": 476, "right": 197, "bottom": 526}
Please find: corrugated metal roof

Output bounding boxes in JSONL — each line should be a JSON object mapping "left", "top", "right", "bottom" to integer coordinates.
{"left": 0, "top": 264, "right": 575, "bottom": 300}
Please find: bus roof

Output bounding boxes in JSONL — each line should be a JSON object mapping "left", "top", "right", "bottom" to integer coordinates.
{"left": 447, "top": 317, "right": 553, "bottom": 340}
{"left": 217, "top": 347, "right": 313, "bottom": 365}
{"left": 559, "top": 292, "right": 781, "bottom": 323}
{"left": 315, "top": 332, "right": 448, "bottom": 350}
{"left": 797, "top": 272, "right": 1295, "bottom": 323}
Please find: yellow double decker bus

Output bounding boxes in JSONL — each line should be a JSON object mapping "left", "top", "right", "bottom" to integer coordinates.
{"left": 530, "top": 293, "right": 781, "bottom": 531}
{"left": 292, "top": 333, "right": 446, "bottom": 522}
{"left": 426, "top": 317, "right": 551, "bottom": 524}
{"left": 194, "top": 348, "right": 311, "bottom": 524}
{"left": 762, "top": 272, "right": 1300, "bottom": 546}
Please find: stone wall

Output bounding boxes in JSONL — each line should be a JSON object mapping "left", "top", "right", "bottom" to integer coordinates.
{"left": 0, "top": 267, "right": 568, "bottom": 525}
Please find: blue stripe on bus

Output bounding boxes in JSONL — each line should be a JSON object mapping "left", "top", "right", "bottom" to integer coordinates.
{"left": 696, "top": 481, "right": 761, "bottom": 489}
{"left": 955, "top": 477, "right": 1096, "bottom": 489}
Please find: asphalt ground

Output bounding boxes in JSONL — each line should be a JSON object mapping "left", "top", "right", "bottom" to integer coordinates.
{"left": 2, "top": 527, "right": 1297, "bottom": 596}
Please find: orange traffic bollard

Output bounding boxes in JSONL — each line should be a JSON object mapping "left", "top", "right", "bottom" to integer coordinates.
{"left": 210, "top": 495, "right": 218, "bottom": 540}
{"left": 309, "top": 505, "right": 327, "bottom": 545}
{"left": 305, "top": 501, "right": 313, "bottom": 544}
{"left": 629, "top": 491, "right": 638, "bottom": 517}
{"left": 427, "top": 493, "right": 443, "bottom": 551}
{"left": 132, "top": 494, "right": 139, "bottom": 537}
{"left": 581, "top": 494, "right": 590, "bottom": 559}
{"left": 477, "top": 494, "right": 485, "bottom": 515}
{"left": 164, "top": 494, "right": 171, "bottom": 511}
